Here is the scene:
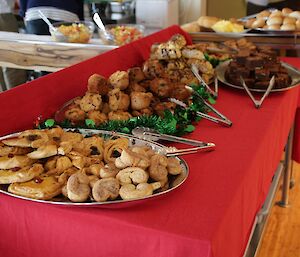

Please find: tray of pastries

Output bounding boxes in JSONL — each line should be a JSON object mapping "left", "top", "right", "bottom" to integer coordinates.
{"left": 181, "top": 16, "right": 249, "bottom": 36}
{"left": 0, "top": 127, "right": 188, "bottom": 207}
{"left": 54, "top": 34, "right": 215, "bottom": 127}
{"left": 216, "top": 45, "right": 300, "bottom": 92}
{"left": 241, "top": 8, "right": 300, "bottom": 33}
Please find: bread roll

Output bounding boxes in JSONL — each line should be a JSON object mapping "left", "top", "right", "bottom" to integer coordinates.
{"left": 257, "top": 10, "right": 271, "bottom": 18}
{"left": 181, "top": 22, "right": 200, "bottom": 33}
{"left": 245, "top": 18, "right": 255, "bottom": 28}
{"left": 296, "top": 19, "right": 300, "bottom": 30}
{"left": 252, "top": 18, "right": 265, "bottom": 28}
{"left": 266, "top": 16, "right": 283, "bottom": 25}
{"left": 283, "top": 17, "right": 296, "bottom": 24}
{"left": 269, "top": 10, "right": 282, "bottom": 18}
{"left": 267, "top": 24, "right": 280, "bottom": 30}
{"left": 280, "top": 23, "right": 296, "bottom": 30}
{"left": 197, "top": 16, "right": 220, "bottom": 29}
{"left": 282, "top": 7, "right": 293, "bottom": 16}
{"left": 289, "top": 11, "right": 300, "bottom": 20}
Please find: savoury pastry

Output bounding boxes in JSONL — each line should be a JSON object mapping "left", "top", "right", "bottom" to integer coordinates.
{"left": 103, "top": 138, "right": 129, "bottom": 163}
{"left": 2, "top": 130, "right": 49, "bottom": 148}
{"left": 8, "top": 174, "right": 63, "bottom": 200}
{"left": 0, "top": 164, "right": 43, "bottom": 184}
{"left": 0, "top": 143, "right": 32, "bottom": 157}
{"left": 0, "top": 155, "right": 36, "bottom": 169}
{"left": 27, "top": 144, "right": 58, "bottom": 159}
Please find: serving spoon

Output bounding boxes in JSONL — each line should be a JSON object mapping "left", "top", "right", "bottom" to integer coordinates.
{"left": 38, "top": 10, "right": 67, "bottom": 42}
{"left": 93, "top": 12, "right": 115, "bottom": 43}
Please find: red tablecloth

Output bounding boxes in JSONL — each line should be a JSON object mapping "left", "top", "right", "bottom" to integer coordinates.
{"left": 0, "top": 26, "right": 299, "bottom": 257}
{"left": 281, "top": 58, "right": 300, "bottom": 163}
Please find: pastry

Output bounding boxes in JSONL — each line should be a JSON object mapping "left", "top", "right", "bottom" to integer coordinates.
{"left": 181, "top": 22, "right": 200, "bottom": 33}
{"left": 87, "top": 74, "right": 109, "bottom": 96}
{"left": 92, "top": 178, "right": 120, "bottom": 202}
{"left": 108, "top": 70, "right": 129, "bottom": 90}
{"left": 0, "top": 164, "right": 43, "bottom": 184}
{"left": 8, "top": 174, "right": 63, "bottom": 200}
{"left": 0, "top": 155, "right": 36, "bottom": 169}
{"left": 197, "top": 16, "right": 220, "bottom": 29}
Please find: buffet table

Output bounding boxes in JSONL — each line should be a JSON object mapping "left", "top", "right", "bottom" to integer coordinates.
{"left": 0, "top": 26, "right": 299, "bottom": 257}
{"left": 0, "top": 31, "right": 116, "bottom": 72}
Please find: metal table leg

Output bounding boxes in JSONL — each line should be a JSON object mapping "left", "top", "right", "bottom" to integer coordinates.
{"left": 278, "top": 123, "right": 294, "bottom": 208}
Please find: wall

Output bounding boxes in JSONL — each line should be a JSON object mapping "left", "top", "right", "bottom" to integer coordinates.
{"left": 179, "top": 0, "right": 206, "bottom": 24}
{"left": 207, "top": 0, "right": 246, "bottom": 19}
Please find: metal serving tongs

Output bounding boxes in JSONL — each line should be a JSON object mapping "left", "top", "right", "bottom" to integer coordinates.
{"left": 77, "top": 128, "right": 214, "bottom": 157}
{"left": 132, "top": 127, "right": 213, "bottom": 147}
{"left": 191, "top": 64, "right": 218, "bottom": 99}
{"left": 240, "top": 75, "right": 275, "bottom": 108}
{"left": 185, "top": 85, "right": 232, "bottom": 127}
{"left": 169, "top": 98, "right": 231, "bottom": 127}
{"left": 131, "top": 127, "right": 216, "bottom": 156}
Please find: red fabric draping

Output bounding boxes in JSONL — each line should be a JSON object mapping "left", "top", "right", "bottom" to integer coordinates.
{"left": 0, "top": 26, "right": 299, "bottom": 257}
{"left": 281, "top": 57, "right": 300, "bottom": 163}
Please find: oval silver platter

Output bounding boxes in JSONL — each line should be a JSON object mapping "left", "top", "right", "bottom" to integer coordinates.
{"left": 252, "top": 28, "right": 300, "bottom": 35}
{"left": 216, "top": 60, "right": 300, "bottom": 92}
{"left": 0, "top": 129, "right": 189, "bottom": 207}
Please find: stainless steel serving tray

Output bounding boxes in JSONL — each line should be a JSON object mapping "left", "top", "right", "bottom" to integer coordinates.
{"left": 252, "top": 28, "right": 300, "bottom": 35}
{"left": 0, "top": 129, "right": 189, "bottom": 207}
{"left": 216, "top": 60, "right": 300, "bottom": 92}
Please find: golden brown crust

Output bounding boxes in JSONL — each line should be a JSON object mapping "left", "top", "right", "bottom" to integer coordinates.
{"left": 128, "top": 67, "right": 145, "bottom": 83}
{"left": 282, "top": 8, "right": 293, "bottom": 16}
{"left": 256, "top": 10, "right": 271, "bottom": 18}
{"left": 108, "top": 71, "right": 129, "bottom": 90}
{"left": 92, "top": 178, "right": 120, "bottom": 202}
{"left": 79, "top": 92, "right": 102, "bottom": 112}
{"left": 108, "top": 88, "right": 130, "bottom": 111}
{"left": 65, "top": 107, "right": 86, "bottom": 123}
{"left": 87, "top": 74, "right": 109, "bottom": 95}
{"left": 108, "top": 111, "right": 132, "bottom": 121}
{"left": 8, "top": 174, "right": 62, "bottom": 200}
{"left": 0, "top": 164, "right": 43, "bottom": 184}
{"left": 0, "top": 155, "right": 36, "bottom": 170}
{"left": 181, "top": 22, "right": 200, "bottom": 33}
{"left": 0, "top": 143, "right": 32, "bottom": 157}
{"left": 87, "top": 111, "right": 108, "bottom": 126}
{"left": 252, "top": 18, "right": 266, "bottom": 29}
{"left": 197, "top": 16, "right": 220, "bottom": 29}
{"left": 280, "top": 23, "right": 296, "bottom": 31}
{"left": 130, "top": 92, "right": 153, "bottom": 110}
